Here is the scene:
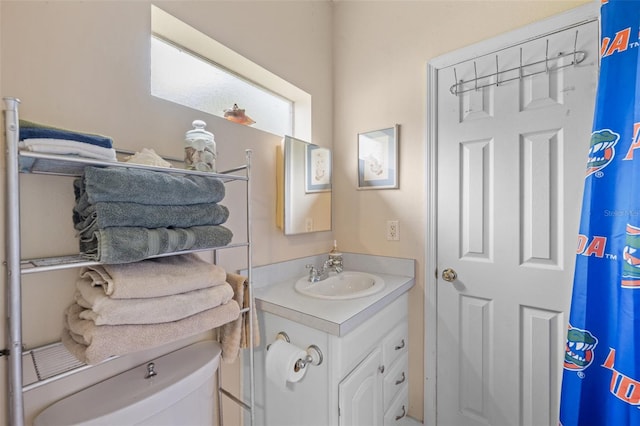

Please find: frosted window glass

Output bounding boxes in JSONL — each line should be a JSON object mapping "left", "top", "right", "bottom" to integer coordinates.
{"left": 151, "top": 37, "right": 293, "bottom": 136}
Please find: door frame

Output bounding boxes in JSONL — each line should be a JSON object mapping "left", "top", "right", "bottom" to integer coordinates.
{"left": 423, "top": 3, "right": 600, "bottom": 425}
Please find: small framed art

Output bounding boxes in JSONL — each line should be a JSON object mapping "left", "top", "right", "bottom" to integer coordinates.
{"left": 357, "top": 125, "right": 399, "bottom": 189}
{"left": 306, "top": 144, "right": 332, "bottom": 193}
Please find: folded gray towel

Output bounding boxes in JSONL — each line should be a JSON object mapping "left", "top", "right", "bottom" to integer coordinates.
{"left": 73, "top": 202, "right": 229, "bottom": 235}
{"left": 79, "top": 225, "right": 233, "bottom": 264}
{"left": 75, "top": 166, "right": 225, "bottom": 207}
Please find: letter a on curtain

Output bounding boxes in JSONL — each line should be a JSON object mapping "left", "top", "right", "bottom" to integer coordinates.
{"left": 560, "top": 1, "right": 640, "bottom": 425}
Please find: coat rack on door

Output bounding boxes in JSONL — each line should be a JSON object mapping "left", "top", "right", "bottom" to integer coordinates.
{"left": 449, "top": 30, "right": 586, "bottom": 95}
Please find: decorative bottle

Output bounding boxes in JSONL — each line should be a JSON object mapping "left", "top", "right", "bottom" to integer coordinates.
{"left": 184, "top": 120, "right": 216, "bottom": 172}
{"left": 329, "top": 240, "right": 343, "bottom": 271}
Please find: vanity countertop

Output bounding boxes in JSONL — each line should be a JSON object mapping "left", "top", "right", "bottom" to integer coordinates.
{"left": 251, "top": 253, "right": 415, "bottom": 337}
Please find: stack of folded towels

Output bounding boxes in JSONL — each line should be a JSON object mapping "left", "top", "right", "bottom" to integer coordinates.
{"left": 73, "top": 166, "right": 233, "bottom": 264}
{"left": 19, "top": 119, "right": 117, "bottom": 162}
{"left": 62, "top": 254, "right": 241, "bottom": 365}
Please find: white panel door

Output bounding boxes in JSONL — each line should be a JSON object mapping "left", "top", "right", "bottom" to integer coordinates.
{"left": 436, "top": 20, "right": 598, "bottom": 426}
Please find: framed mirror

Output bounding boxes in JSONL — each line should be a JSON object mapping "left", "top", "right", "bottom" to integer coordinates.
{"left": 281, "top": 136, "right": 332, "bottom": 235}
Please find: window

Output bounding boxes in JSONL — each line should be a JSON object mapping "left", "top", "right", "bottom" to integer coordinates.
{"left": 150, "top": 5, "right": 311, "bottom": 138}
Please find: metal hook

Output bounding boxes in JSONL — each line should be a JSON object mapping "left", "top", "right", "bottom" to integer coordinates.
{"left": 519, "top": 47, "right": 523, "bottom": 79}
{"left": 545, "top": 39, "right": 550, "bottom": 73}
{"left": 573, "top": 29, "right": 579, "bottom": 65}
{"left": 449, "top": 32, "right": 587, "bottom": 96}
{"left": 473, "top": 61, "right": 478, "bottom": 91}
{"left": 453, "top": 68, "right": 459, "bottom": 94}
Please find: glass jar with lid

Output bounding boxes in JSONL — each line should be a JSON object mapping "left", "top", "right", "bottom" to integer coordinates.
{"left": 184, "top": 120, "right": 216, "bottom": 172}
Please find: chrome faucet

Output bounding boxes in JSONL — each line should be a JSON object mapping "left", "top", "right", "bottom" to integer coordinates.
{"left": 305, "top": 255, "right": 344, "bottom": 283}
{"left": 305, "top": 242, "right": 344, "bottom": 283}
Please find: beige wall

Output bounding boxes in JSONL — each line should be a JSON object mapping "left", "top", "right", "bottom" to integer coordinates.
{"left": 0, "top": 1, "right": 333, "bottom": 423}
{"left": 0, "top": 0, "right": 593, "bottom": 424}
{"left": 332, "top": 0, "right": 591, "bottom": 420}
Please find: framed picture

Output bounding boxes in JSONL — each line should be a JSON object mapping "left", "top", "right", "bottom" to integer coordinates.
{"left": 306, "top": 144, "right": 332, "bottom": 193}
{"left": 357, "top": 125, "right": 399, "bottom": 189}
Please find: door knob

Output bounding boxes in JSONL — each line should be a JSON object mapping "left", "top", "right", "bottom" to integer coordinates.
{"left": 442, "top": 268, "right": 457, "bottom": 282}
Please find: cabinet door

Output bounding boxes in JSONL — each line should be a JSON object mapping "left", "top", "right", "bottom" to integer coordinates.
{"left": 339, "top": 347, "right": 383, "bottom": 426}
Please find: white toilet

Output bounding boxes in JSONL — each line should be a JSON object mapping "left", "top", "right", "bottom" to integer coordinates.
{"left": 34, "top": 340, "right": 221, "bottom": 426}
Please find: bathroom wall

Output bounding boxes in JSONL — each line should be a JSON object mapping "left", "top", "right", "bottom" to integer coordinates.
{"left": 0, "top": 0, "right": 595, "bottom": 424}
{"left": 0, "top": 1, "right": 333, "bottom": 423}
{"left": 331, "top": 0, "right": 591, "bottom": 420}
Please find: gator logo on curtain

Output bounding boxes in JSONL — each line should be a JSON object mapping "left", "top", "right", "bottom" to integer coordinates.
{"left": 622, "top": 223, "right": 640, "bottom": 287}
{"left": 603, "top": 348, "right": 640, "bottom": 405}
{"left": 564, "top": 325, "right": 599, "bottom": 371}
{"left": 586, "top": 129, "right": 619, "bottom": 177}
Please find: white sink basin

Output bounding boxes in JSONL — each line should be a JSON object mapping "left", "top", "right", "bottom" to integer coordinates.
{"left": 294, "top": 271, "right": 385, "bottom": 300}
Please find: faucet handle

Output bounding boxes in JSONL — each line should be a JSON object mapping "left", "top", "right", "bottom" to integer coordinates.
{"left": 306, "top": 263, "right": 317, "bottom": 275}
{"left": 306, "top": 264, "right": 322, "bottom": 282}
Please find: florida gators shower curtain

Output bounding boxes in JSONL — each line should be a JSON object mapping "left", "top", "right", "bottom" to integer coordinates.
{"left": 560, "top": 1, "right": 640, "bottom": 424}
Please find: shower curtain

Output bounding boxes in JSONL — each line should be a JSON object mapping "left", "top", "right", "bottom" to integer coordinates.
{"left": 560, "top": 1, "right": 640, "bottom": 425}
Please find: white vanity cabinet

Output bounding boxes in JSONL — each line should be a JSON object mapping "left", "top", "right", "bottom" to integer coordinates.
{"left": 255, "top": 292, "right": 409, "bottom": 426}
{"left": 250, "top": 253, "right": 415, "bottom": 426}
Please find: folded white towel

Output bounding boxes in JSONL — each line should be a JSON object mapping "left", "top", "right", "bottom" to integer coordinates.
{"left": 123, "top": 148, "right": 172, "bottom": 168}
{"left": 81, "top": 253, "right": 227, "bottom": 299}
{"left": 19, "top": 138, "right": 117, "bottom": 161}
{"left": 62, "top": 301, "right": 240, "bottom": 365}
{"left": 75, "top": 277, "right": 234, "bottom": 325}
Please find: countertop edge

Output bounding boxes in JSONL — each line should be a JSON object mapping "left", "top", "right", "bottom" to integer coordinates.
{"left": 254, "top": 299, "right": 340, "bottom": 335}
{"left": 255, "top": 274, "right": 415, "bottom": 337}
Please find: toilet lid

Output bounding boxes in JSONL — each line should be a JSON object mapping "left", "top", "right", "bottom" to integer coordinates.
{"left": 34, "top": 341, "right": 221, "bottom": 426}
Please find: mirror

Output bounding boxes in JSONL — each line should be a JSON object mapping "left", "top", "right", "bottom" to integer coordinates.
{"left": 280, "top": 136, "right": 332, "bottom": 235}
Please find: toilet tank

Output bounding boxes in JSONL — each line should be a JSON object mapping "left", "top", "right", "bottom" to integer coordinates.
{"left": 34, "top": 340, "right": 222, "bottom": 426}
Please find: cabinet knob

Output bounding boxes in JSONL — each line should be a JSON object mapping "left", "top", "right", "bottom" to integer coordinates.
{"left": 395, "top": 339, "right": 405, "bottom": 351}
{"left": 395, "top": 372, "right": 406, "bottom": 385}
{"left": 378, "top": 365, "right": 385, "bottom": 374}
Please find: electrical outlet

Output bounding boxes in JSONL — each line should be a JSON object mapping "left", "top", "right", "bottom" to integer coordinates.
{"left": 387, "top": 220, "right": 400, "bottom": 241}
{"left": 305, "top": 218, "right": 313, "bottom": 232}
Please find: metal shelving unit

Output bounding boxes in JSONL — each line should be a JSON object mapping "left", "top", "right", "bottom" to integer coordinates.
{"left": 3, "top": 97, "right": 256, "bottom": 426}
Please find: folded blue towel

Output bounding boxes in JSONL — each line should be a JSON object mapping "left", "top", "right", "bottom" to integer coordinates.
{"left": 19, "top": 119, "right": 113, "bottom": 149}
{"left": 73, "top": 202, "right": 230, "bottom": 235}
{"left": 79, "top": 225, "right": 233, "bottom": 264}
{"left": 75, "top": 166, "right": 225, "bottom": 207}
